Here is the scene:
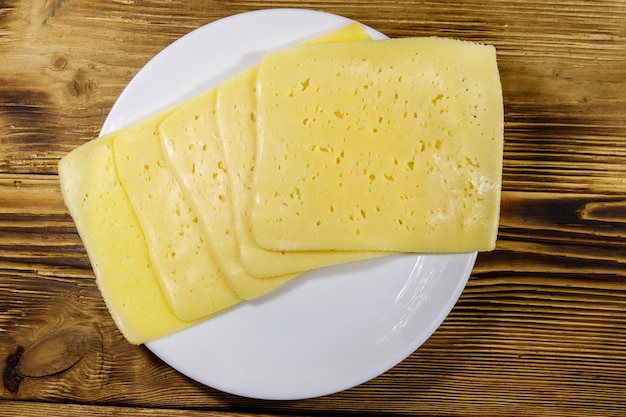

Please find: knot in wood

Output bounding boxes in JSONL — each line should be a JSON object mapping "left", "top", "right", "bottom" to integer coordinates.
{"left": 17, "top": 329, "right": 90, "bottom": 378}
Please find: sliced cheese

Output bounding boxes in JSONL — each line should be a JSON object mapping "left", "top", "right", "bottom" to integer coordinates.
{"left": 159, "top": 89, "right": 294, "bottom": 299}
{"left": 113, "top": 111, "right": 240, "bottom": 320}
{"left": 58, "top": 135, "right": 196, "bottom": 345}
{"left": 253, "top": 37, "right": 503, "bottom": 252}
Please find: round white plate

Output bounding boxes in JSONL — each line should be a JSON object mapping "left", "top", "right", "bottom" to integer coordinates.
{"left": 102, "top": 8, "right": 476, "bottom": 400}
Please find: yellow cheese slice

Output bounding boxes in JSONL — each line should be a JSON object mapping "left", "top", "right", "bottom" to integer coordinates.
{"left": 252, "top": 37, "right": 503, "bottom": 252}
{"left": 159, "top": 89, "right": 294, "bottom": 299}
{"left": 58, "top": 135, "right": 196, "bottom": 345}
{"left": 113, "top": 111, "right": 240, "bottom": 320}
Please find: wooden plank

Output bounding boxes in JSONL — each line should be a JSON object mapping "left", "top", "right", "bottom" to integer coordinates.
{"left": 0, "top": 401, "right": 304, "bottom": 417}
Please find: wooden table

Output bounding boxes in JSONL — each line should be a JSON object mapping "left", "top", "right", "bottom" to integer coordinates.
{"left": 1, "top": 1, "right": 625, "bottom": 416}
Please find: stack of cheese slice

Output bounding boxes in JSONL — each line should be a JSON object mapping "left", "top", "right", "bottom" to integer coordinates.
{"left": 58, "top": 23, "right": 503, "bottom": 345}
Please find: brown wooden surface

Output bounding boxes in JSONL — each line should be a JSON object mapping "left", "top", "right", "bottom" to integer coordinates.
{"left": 1, "top": 0, "right": 625, "bottom": 416}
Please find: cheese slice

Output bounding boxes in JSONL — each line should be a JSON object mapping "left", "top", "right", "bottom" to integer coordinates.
{"left": 159, "top": 89, "right": 294, "bottom": 299}
{"left": 113, "top": 111, "right": 240, "bottom": 320}
{"left": 252, "top": 37, "right": 503, "bottom": 252}
{"left": 58, "top": 135, "right": 196, "bottom": 345}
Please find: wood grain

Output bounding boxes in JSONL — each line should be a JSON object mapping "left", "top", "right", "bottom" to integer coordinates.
{"left": 1, "top": 0, "right": 625, "bottom": 416}
{"left": 0, "top": 401, "right": 308, "bottom": 417}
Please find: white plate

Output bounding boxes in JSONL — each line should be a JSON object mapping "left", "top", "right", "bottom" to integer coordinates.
{"left": 101, "top": 9, "right": 476, "bottom": 400}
